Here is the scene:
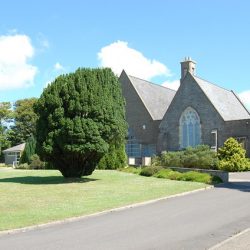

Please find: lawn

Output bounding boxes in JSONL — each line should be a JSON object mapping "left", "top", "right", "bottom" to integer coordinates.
{"left": 0, "top": 169, "right": 208, "bottom": 231}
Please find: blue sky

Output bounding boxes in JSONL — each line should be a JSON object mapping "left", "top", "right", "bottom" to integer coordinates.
{"left": 0, "top": 0, "right": 250, "bottom": 109}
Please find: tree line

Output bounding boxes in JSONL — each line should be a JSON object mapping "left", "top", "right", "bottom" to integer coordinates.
{"left": 0, "top": 98, "right": 37, "bottom": 161}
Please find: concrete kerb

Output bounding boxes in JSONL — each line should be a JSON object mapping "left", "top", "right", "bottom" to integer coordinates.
{"left": 209, "top": 228, "right": 250, "bottom": 250}
{"left": 0, "top": 185, "right": 213, "bottom": 237}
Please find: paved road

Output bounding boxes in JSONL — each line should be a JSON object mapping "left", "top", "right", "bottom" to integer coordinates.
{"left": 1, "top": 175, "right": 250, "bottom": 250}
{"left": 210, "top": 228, "right": 250, "bottom": 250}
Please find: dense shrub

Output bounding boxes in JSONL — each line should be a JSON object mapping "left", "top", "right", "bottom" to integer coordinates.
{"left": 154, "top": 169, "right": 182, "bottom": 180}
{"left": 35, "top": 68, "right": 127, "bottom": 178}
{"left": 157, "top": 151, "right": 183, "bottom": 167}
{"left": 16, "top": 155, "right": 45, "bottom": 169}
{"left": 218, "top": 137, "right": 250, "bottom": 172}
{"left": 154, "top": 169, "right": 221, "bottom": 184}
{"left": 98, "top": 144, "right": 127, "bottom": 170}
{"left": 153, "top": 145, "right": 218, "bottom": 170}
{"left": 29, "top": 154, "right": 45, "bottom": 169}
{"left": 15, "top": 163, "right": 30, "bottom": 169}
{"left": 118, "top": 165, "right": 221, "bottom": 184}
{"left": 153, "top": 168, "right": 171, "bottom": 178}
{"left": 118, "top": 166, "right": 141, "bottom": 174}
{"left": 140, "top": 166, "right": 163, "bottom": 177}
{"left": 182, "top": 145, "right": 218, "bottom": 169}
{"left": 179, "top": 171, "right": 212, "bottom": 184}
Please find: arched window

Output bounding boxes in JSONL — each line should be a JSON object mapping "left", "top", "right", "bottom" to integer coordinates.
{"left": 180, "top": 107, "right": 201, "bottom": 148}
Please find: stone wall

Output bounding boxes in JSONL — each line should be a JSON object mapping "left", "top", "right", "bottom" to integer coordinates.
{"left": 119, "top": 71, "right": 159, "bottom": 145}
{"left": 158, "top": 73, "right": 225, "bottom": 152}
{"left": 224, "top": 119, "right": 250, "bottom": 157}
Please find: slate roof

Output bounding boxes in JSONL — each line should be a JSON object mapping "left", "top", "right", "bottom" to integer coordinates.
{"left": 3, "top": 143, "right": 26, "bottom": 153}
{"left": 128, "top": 75, "right": 176, "bottom": 120}
{"left": 193, "top": 75, "right": 250, "bottom": 121}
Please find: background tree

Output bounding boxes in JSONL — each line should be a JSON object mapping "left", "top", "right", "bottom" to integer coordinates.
{"left": 98, "top": 144, "right": 127, "bottom": 169}
{"left": 11, "top": 98, "right": 38, "bottom": 145}
{"left": 20, "top": 135, "right": 37, "bottom": 164}
{"left": 0, "top": 102, "right": 13, "bottom": 160}
{"left": 34, "top": 68, "right": 127, "bottom": 178}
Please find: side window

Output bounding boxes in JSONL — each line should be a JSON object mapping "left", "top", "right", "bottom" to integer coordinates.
{"left": 235, "top": 137, "right": 247, "bottom": 150}
{"left": 211, "top": 129, "right": 218, "bottom": 151}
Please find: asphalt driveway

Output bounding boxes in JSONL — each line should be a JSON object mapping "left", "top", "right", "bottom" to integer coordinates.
{"left": 1, "top": 172, "right": 250, "bottom": 250}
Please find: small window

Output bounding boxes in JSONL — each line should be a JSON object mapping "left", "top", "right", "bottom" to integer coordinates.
{"left": 211, "top": 129, "right": 218, "bottom": 151}
{"left": 235, "top": 137, "right": 247, "bottom": 150}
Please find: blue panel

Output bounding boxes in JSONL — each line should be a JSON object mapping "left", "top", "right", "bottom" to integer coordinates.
{"left": 182, "top": 123, "right": 188, "bottom": 148}
{"left": 195, "top": 123, "right": 201, "bottom": 145}
{"left": 188, "top": 122, "right": 194, "bottom": 146}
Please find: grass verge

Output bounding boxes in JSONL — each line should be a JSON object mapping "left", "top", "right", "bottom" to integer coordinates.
{"left": 0, "top": 169, "right": 208, "bottom": 231}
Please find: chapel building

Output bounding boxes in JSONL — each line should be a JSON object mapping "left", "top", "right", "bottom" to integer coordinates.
{"left": 119, "top": 58, "right": 250, "bottom": 160}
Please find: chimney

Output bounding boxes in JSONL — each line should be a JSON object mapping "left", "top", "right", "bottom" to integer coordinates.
{"left": 180, "top": 57, "right": 196, "bottom": 80}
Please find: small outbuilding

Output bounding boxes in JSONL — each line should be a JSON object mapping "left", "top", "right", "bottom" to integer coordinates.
{"left": 3, "top": 143, "right": 26, "bottom": 166}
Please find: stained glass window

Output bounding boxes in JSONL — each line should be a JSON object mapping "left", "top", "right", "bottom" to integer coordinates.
{"left": 180, "top": 107, "right": 201, "bottom": 148}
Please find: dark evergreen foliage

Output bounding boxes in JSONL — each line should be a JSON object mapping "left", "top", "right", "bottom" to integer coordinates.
{"left": 34, "top": 68, "right": 127, "bottom": 177}
{"left": 98, "top": 144, "right": 127, "bottom": 169}
{"left": 20, "top": 135, "right": 37, "bottom": 164}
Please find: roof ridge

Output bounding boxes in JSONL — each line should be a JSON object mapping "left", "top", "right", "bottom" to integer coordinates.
{"left": 194, "top": 75, "right": 232, "bottom": 93}
{"left": 193, "top": 74, "right": 250, "bottom": 121}
{"left": 128, "top": 75, "right": 177, "bottom": 92}
{"left": 127, "top": 75, "right": 155, "bottom": 120}
{"left": 231, "top": 90, "right": 250, "bottom": 115}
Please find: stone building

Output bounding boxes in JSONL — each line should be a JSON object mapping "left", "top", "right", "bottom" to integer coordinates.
{"left": 119, "top": 58, "right": 250, "bottom": 159}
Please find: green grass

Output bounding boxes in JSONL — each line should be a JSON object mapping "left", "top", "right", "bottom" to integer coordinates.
{"left": 0, "top": 169, "right": 208, "bottom": 231}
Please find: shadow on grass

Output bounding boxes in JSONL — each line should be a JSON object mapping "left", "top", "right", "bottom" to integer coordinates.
{"left": 0, "top": 176, "right": 99, "bottom": 185}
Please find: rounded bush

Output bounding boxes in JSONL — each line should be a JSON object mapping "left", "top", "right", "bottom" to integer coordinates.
{"left": 140, "top": 166, "right": 162, "bottom": 177}
{"left": 218, "top": 138, "right": 250, "bottom": 172}
{"left": 34, "top": 68, "right": 127, "bottom": 177}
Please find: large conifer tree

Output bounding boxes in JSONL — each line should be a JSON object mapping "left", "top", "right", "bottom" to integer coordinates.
{"left": 34, "top": 68, "right": 127, "bottom": 177}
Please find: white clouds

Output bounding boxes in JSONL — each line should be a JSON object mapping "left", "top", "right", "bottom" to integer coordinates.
{"left": 238, "top": 90, "right": 250, "bottom": 111}
{"left": 0, "top": 34, "right": 37, "bottom": 90}
{"left": 54, "top": 62, "right": 64, "bottom": 71}
{"left": 98, "top": 40, "right": 171, "bottom": 80}
{"left": 37, "top": 32, "right": 49, "bottom": 49}
{"left": 162, "top": 79, "right": 180, "bottom": 91}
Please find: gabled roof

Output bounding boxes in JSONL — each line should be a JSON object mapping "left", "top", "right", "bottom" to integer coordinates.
{"left": 3, "top": 143, "right": 26, "bottom": 153}
{"left": 127, "top": 75, "right": 176, "bottom": 120}
{"left": 193, "top": 75, "right": 250, "bottom": 121}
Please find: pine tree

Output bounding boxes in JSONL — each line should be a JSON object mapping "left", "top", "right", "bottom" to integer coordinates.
{"left": 20, "top": 135, "right": 36, "bottom": 164}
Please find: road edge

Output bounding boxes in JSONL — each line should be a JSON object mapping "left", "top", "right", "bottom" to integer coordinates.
{"left": 209, "top": 228, "right": 250, "bottom": 250}
{"left": 0, "top": 185, "right": 213, "bottom": 236}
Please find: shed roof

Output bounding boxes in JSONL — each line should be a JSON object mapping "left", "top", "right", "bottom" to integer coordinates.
{"left": 128, "top": 75, "right": 176, "bottom": 120}
{"left": 193, "top": 75, "right": 250, "bottom": 121}
{"left": 3, "top": 143, "right": 26, "bottom": 153}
